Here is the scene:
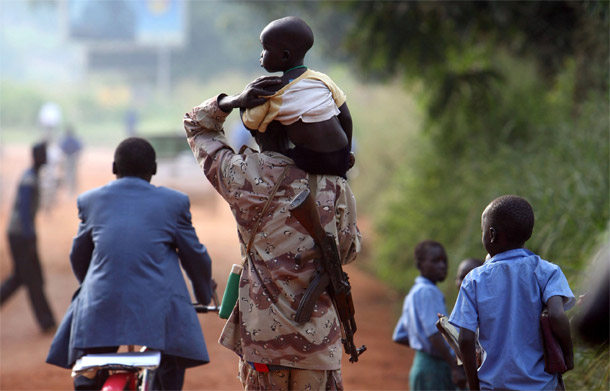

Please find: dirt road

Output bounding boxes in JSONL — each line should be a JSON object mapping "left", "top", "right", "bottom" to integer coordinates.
{"left": 0, "top": 145, "right": 411, "bottom": 390}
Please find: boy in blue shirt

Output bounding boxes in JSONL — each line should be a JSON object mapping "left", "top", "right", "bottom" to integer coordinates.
{"left": 393, "top": 240, "right": 465, "bottom": 390}
{"left": 450, "top": 195, "right": 575, "bottom": 390}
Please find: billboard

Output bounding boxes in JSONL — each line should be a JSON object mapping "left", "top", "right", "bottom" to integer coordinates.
{"left": 66, "top": 0, "right": 185, "bottom": 47}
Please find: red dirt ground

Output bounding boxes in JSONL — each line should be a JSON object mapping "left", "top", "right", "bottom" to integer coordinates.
{"left": 0, "top": 145, "right": 412, "bottom": 390}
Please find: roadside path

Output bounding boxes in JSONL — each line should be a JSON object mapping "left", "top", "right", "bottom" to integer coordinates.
{"left": 0, "top": 146, "right": 411, "bottom": 390}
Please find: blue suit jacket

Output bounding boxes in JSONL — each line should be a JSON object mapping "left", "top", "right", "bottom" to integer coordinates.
{"left": 47, "top": 177, "right": 212, "bottom": 369}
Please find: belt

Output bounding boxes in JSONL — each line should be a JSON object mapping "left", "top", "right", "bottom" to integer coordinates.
{"left": 248, "top": 361, "right": 292, "bottom": 372}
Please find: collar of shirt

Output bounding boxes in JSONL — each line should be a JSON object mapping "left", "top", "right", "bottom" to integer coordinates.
{"left": 488, "top": 248, "right": 534, "bottom": 264}
{"left": 112, "top": 177, "right": 151, "bottom": 187}
{"left": 414, "top": 276, "right": 436, "bottom": 286}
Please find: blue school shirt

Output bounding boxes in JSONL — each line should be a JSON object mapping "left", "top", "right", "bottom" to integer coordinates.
{"left": 393, "top": 276, "right": 451, "bottom": 356}
{"left": 449, "top": 248, "right": 575, "bottom": 391}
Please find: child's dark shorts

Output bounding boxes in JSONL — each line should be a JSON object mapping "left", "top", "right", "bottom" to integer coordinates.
{"left": 288, "top": 144, "right": 350, "bottom": 179}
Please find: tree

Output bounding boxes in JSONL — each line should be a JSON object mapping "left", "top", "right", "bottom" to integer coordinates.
{"left": 342, "top": 1, "right": 608, "bottom": 113}
{"left": 335, "top": 1, "right": 609, "bottom": 297}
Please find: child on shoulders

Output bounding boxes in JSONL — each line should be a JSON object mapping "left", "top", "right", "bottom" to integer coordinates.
{"left": 241, "top": 16, "right": 353, "bottom": 178}
{"left": 450, "top": 195, "right": 575, "bottom": 390}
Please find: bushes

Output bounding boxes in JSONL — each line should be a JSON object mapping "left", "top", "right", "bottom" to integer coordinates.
{"left": 362, "top": 46, "right": 609, "bottom": 391}
{"left": 369, "top": 55, "right": 609, "bottom": 295}
{"left": 567, "top": 342, "right": 610, "bottom": 390}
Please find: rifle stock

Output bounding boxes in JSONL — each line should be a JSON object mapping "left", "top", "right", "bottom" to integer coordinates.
{"left": 289, "top": 188, "right": 366, "bottom": 363}
{"left": 288, "top": 189, "right": 326, "bottom": 241}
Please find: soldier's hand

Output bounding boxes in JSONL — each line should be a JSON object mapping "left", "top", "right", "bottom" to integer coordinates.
{"left": 219, "top": 76, "right": 282, "bottom": 111}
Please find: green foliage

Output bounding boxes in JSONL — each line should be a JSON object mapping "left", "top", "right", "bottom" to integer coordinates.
{"left": 342, "top": 1, "right": 609, "bottom": 138}
{"left": 328, "top": 67, "right": 423, "bottom": 215}
{"left": 361, "top": 46, "right": 609, "bottom": 391}
{"left": 371, "top": 55, "right": 609, "bottom": 294}
{"left": 339, "top": 0, "right": 609, "bottom": 291}
{"left": 565, "top": 343, "right": 610, "bottom": 390}
{"left": 0, "top": 81, "right": 49, "bottom": 128}
{"left": 343, "top": 1, "right": 607, "bottom": 82}
{"left": 340, "top": 2, "right": 609, "bottom": 384}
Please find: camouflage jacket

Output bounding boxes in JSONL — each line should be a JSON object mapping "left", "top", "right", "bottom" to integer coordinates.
{"left": 184, "top": 96, "right": 361, "bottom": 370}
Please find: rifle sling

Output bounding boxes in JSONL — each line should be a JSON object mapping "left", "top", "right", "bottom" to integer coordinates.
{"left": 240, "top": 166, "right": 290, "bottom": 303}
{"left": 243, "top": 166, "right": 290, "bottom": 260}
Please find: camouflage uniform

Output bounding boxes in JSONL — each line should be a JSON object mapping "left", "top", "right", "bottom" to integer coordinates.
{"left": 238, "top": 358, "right": 343, "bottom": 390}
{"left": 184, "top": 96, "right": 361, "bottom": 373}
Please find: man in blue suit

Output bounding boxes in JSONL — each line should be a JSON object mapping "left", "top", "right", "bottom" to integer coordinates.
{"left": 47, "top": 138, "right": 214, "bottom": 390}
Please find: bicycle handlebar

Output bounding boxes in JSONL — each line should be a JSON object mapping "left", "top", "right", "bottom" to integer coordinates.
{"left": 192, "top": 286, "right": 221, "bottom": 314}
{"left": 193, "top": 304, "right": 220, "bottom": 313}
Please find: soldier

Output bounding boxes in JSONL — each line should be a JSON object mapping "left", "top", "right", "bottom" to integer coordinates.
{"left": 184, "top": 76, "right": 361, "bottom": 390}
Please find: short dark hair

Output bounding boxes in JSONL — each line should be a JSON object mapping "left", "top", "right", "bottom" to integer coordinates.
{"left": 114, "top": 137, "right": 156, "bottom": 178}
{"left": 32, "top": 142, "right": 46, "bottom": 159}
{"left": 461, "top": 258, "right": 484, "bottom": 268}
{"left": 486, "top": 195, "right": 534, "bottom": 245}
{"left": 31, "top": 142, "right": 47, "bottom": 168}
{"left": 267, "top": 16, "right": 314, "bottom": 58}
{"left": 414, "top": 240, "right": 444, "bottom": 267}
{"left": 285, "top": 16, "right": 314, "bottom": 56}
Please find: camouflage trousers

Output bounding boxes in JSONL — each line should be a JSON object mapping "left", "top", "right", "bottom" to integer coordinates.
{"left": 238, "top": 359, "right": 344, "bottom": 391}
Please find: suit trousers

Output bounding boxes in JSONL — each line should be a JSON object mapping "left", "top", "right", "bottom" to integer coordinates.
{"left": 1, "top": 234, "right": 56, "bottom": 331}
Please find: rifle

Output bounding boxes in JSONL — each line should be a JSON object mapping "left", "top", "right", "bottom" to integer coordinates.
{"left": 289, "top": 188, "right": 366, "bottom": 363}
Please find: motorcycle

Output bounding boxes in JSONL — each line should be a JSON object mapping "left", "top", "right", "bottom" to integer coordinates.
{"left": 71, "top": 300, "right": 219, "bottom": 391}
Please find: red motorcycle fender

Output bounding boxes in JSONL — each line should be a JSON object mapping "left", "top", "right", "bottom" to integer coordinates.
{"left": 102, "top": 372, "right": 136, "bottom": 391}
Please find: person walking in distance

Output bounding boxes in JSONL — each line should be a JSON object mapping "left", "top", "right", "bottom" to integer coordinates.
{"left": 1, "top": 142, "right": 56, "bottom": 333}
